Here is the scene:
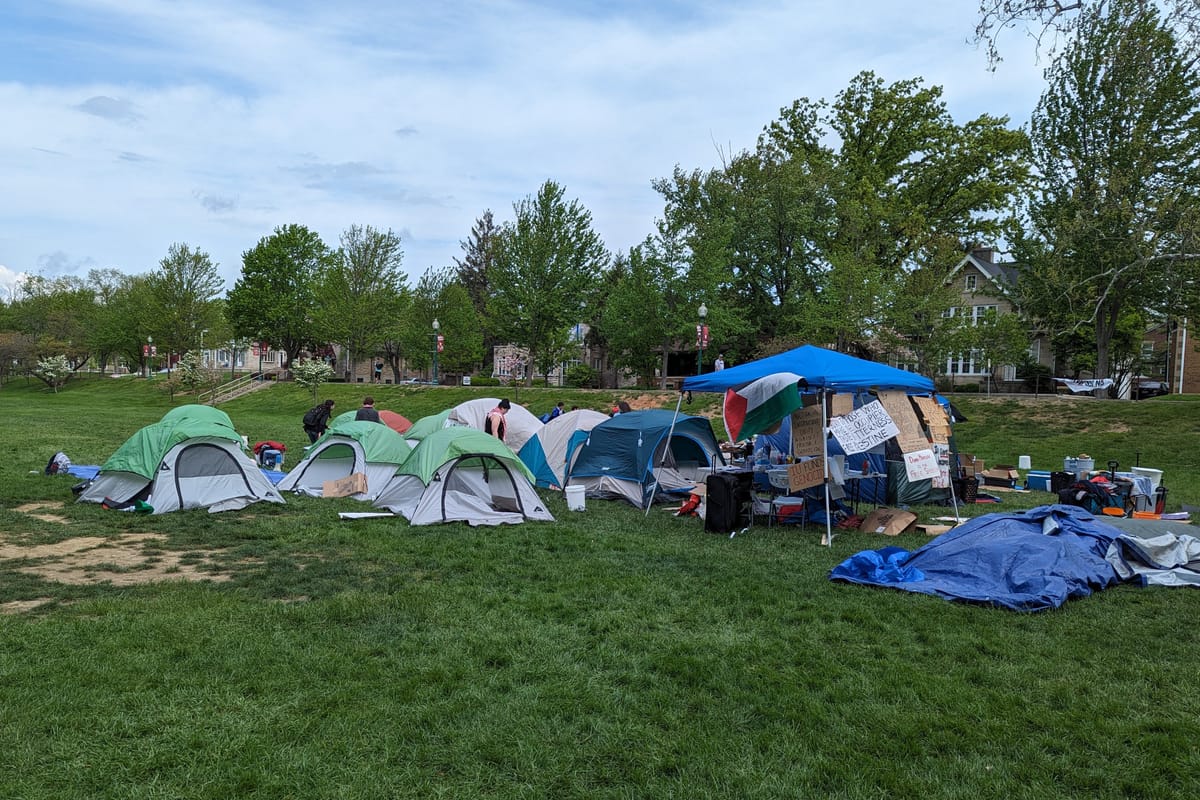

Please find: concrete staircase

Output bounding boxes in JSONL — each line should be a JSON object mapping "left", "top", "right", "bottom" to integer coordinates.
{"left": 199, "top": 371, "right": 280, "bottom": 405}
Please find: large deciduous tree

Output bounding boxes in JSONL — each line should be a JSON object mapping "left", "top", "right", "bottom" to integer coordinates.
{"left": 974, "top": 1, "right": 1199, "bottom": 68}
{"left": 658, "top": 71, "right": 1030, "bottom": 359}
{"left": 1014, "top": 0, "right": 1200, "bottom": 387}
{"left": 147, "top": 243, "right": 225, "bottom": 360}
{"left": 455, "top": 210, "right": 502, "bottom": 373}
{"left": 227, "top": 224, "right": 335, "bottom": 371}
{"left": 314, "top": 225, "right": 408, "bottom": 381}
{"left": 489, "top": 181, "right": 607, "bottom": 385}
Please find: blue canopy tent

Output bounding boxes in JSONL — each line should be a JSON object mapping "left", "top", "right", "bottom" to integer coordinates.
{"left": 684, "top": 344, "right": 934, "bottom": 395}
{"left": 679, "top": 345, "right": 939, "bottom": 544}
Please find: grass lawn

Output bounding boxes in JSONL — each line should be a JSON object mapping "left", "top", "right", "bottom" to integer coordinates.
{"left": 1, "top": 377, "right": 1198, "bottom": 799}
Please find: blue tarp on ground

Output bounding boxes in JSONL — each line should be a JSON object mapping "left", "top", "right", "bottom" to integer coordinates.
{"left": 830, "top": 505, "right": 1123, "bottom": 611}
{"left": 69, "top": 463, "right": 286, "bottom": 485}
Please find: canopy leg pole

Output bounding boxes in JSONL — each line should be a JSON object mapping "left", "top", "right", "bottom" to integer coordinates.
{"left": 822, "top": 388, "right": 833, "bottom": 547}
{"left": 646, "top": 392, "right": 686, "bottom": 518}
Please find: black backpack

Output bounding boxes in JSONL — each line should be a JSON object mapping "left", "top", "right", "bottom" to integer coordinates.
{"left": 303, "top": 406, "right": 323, "bottom": 428}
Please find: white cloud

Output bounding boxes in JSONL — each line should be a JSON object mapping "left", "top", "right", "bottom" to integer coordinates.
{"left": 0, "top": 0, "right": 1047, "bottom": 288}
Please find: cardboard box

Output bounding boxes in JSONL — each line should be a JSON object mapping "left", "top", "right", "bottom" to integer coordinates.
{"left": 959, "top": 453, "right": 983, "bottom": 476}
{"left": 323, "top": 472, "right": 368, "bottom": 498}
{"left": 858, "top": 507, "right": 918, "bottom": 536}
{"left": 982, "top": 466, "right": 1020, "bottom": 487}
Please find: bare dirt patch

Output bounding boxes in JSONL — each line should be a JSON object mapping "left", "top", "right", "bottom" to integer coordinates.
{"left": 14, "top": 502, "right": 71, "bottom": 524}
{"left": 2, "top": 502, "right": 241, "bottom": 607}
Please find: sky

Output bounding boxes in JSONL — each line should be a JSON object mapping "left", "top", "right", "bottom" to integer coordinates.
{"left": 0, "top": 0, "right": 1049, "bottom": 297}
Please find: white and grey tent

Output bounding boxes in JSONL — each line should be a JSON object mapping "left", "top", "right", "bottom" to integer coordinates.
{"left": 373, "top": 427, "right": 554, "bottom": 526}
{"left": 447, "top": 397, "right": 543, "bottom": 453}
{"left": 78, "top": 405, "right": 284, "bottom": 514}
{"left": 276, "top": 419, "right": 412, "bottom": 500}
{"left": 518, "top": 409, "right": 609, "bottom": 489}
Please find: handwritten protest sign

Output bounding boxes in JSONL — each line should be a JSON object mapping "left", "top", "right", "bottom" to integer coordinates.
{"left": 790, "top": 406, "right": 825, "bottom": 456}
{"left": 903, "top": 449, "right": 941, "bottom": 482}
{"left": 788, "top": 456, "right": 826, "bottom": 491}
{"left": 913, "top": 395, "right": 951, "bottom": 444}
{"left": 878, "top": 390, "right": 928, "bottom": 453}
{"left": 828, "top": 400, "right": 899, "bottom": 455}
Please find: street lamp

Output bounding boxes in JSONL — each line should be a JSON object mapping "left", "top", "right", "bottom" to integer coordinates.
{"left": 431, "top": 318, "right": 440, "bottom": 385}
{"left": 146, "top": 335, "right": 154, "bottom": 380}
{"left": 199, "top": 329, "right": 208, "bottom": 367}
{"left": 696, "top": 303, "right": 708, "bottom": 375}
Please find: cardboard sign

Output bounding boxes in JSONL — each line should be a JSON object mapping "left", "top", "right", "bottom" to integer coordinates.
{"left": 323, "top": 472, "right": 368, "bottom": 498}
{"left": 903, "top": 448, "right": 942, "bottom": 482}
{"left": 790, "top": 406, "right": 825, "bottom": 457}
{"left": 828, "top": 400, "right": 899, "bottom": 456}
{"left": 828, "top": 393, "right": 854, "bottom": 417}
{"left": 788, "top": 457, "right": 826, "bottom": 491}
{"left": 913, "top": 395, "right": 952, "bottom": 444}
{"left": 878, "top": 390, "right": 929, "bottom": 454}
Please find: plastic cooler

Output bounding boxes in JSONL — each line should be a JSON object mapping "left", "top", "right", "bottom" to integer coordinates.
{"left": 1026, "top": 470, "right": 1051, "bottom": 491}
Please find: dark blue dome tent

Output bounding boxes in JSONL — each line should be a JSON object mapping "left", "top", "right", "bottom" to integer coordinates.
{"left": 679, "top": 344, "right": 942, "bottom": 545}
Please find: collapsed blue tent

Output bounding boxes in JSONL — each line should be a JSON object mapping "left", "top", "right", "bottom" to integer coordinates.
{"left": 830, "top": 505, "right": 1123, "bottom": 611}
{"left": 566, "top": 410, "right": 724, "bottom": 508}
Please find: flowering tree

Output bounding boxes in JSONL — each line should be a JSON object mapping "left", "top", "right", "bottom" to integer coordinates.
{"left": 292, "top": 357, "right": 335, "bottom": 403}
{"left": 34, "top": 354, "right": 72, "bottom": 393}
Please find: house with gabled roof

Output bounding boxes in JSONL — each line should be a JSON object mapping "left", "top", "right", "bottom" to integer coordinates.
{"left": 938, "top": 247, "right": 1054, "bottom": 390}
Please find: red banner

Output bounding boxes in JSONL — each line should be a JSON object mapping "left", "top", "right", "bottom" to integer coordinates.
{"left": 696, "top": 325, "right": 709, "bottom": 348}
{"left": 436, "top": 335, "right": 444, "bottom": 353}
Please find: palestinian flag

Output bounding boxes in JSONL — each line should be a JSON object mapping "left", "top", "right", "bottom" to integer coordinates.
{"left": 723, "top": 372, "right": 805, "bottom": 442}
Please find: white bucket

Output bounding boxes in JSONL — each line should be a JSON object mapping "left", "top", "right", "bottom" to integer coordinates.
{"left": 1018, "top": 455, "right": 1031, "bottom": 470}
{"left": 565, "top": 484, "right": 586, "bottom": 512}
{"left": 1131, "top": 467, "right": 1163, "bottom": 490}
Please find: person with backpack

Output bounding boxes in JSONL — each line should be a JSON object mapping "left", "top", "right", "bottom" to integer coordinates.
{"left": 303, "top": 399, "right": 335, "bottom": 443}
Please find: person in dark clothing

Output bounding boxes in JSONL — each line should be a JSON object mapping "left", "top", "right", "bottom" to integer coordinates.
{"left": 484, "top": 398, "right": 511, "bottom": 442}
{"left": 303, "top": 399, "right": 335, "bottom": 443}
{"left": 355, "top": 396, "right": 382, "bottom": 423}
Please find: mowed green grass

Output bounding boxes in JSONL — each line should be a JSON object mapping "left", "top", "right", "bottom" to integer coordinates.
{"left": 1, "top": 378, "right": 1199, "bottom": 799}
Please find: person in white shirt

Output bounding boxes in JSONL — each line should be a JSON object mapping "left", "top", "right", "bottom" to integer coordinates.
{"left": 714, "top": 354, "right": 726, "bottom": 371}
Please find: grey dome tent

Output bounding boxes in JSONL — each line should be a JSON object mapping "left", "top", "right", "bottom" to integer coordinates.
{"left": 373, "top": 427, "right": 553, "bottom": 526}
{"left": 276, "top": 418, "right": 412, "bottom": 500}
{"left": 78, "top": 405, "right": 284, "bottom": 514}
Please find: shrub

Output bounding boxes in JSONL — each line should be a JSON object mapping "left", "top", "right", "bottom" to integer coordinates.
{"left": 468, "top": 375, "right": 502, "bottom": 387}
{"left": 565, "top": 364, "right": 599, "bottom": 389}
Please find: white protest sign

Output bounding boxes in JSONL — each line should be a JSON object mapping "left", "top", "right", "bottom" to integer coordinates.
{"left": 903, "top": 449, "right": 941, "bottom": 482}
{"left": 828, "top": 400, "right": 899, "bottom": 456}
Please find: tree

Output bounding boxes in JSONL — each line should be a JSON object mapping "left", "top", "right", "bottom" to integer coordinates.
{"left": 292, "top": 357, "right": 335, "bottom": 403}
{"left": 313, "top": 225, "right": 408, "bottom": 381}
{"left": 34, "top": 354, "right": 72, "bottom": 393}
{"left": 146, "top": 243, "right": 225, "bottom": 364}
{"left": 226, "top": 224, "right": 335, "bottom": 371}
{"left": 599, "top": 239, "right": 691, "bottom": 387}
{"left": 489, "top": 181, "right": 607, "bottom": 385}
{"left": 657, "top": 72, "right": 1030, "bottom": 358}
{"left": 403, "top": 268, "right": 483, "bottom": 380}
{"left": 455, "top": 210, "right": 503, "bottom": 372}
{"left": 1014, "top": 0, "right": 1200, "bottom": 387}
{"left": 974, "top": 1, "right": 1199, "bottom": 68}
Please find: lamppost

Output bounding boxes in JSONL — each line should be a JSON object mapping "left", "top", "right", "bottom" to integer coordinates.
{"left": 199, "top": 329, "right": 208, "bottom": 367}
{"left": 696, "top": 303, "right": 708, "bottom": 375}
{"left": 431, "top": 318, "right": 440, "bottom": 385}
{"left": 146, "top": 335, "right": 154, "bottom": 379}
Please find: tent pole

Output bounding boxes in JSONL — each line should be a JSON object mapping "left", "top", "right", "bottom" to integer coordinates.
{"left": 645, "top": 391, "right": 686, "bottom": 517}
{"left": 822, "top": 388, "right": 833, "bottom": 547}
